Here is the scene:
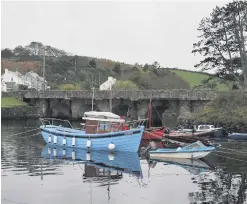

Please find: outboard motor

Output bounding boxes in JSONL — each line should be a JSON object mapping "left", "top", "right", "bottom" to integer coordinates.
{"left": 139, "top": 141, "right": 157, "bottom": 158}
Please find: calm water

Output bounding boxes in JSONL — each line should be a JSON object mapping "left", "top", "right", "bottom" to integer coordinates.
{"left": 1, "top": 119, "right": 247, "bottom": 204}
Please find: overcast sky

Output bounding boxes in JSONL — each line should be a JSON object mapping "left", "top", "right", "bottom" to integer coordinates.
{"left": 1, "top": 1, "right": 229, "bottom": 71}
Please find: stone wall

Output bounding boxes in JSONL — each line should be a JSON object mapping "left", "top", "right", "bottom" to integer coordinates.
{"left": 1, "top": 106, "right": 43, "bottom": 119}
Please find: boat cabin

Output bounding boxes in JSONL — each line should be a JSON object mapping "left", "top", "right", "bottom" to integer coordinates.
{"left": 82, "top": 111, "right": 129, "bottom": 134}
{"left": 197, "top": 125, "right": 215, "bottom": 131}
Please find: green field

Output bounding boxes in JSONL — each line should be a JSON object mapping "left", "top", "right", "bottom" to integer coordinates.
{"left": 171, "top": 69, "right": 229, "bottom": 91}
{"left": 1, "top": 97, "right": 27, "bottom": 108}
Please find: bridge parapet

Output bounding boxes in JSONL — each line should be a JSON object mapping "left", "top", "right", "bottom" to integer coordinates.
{"left": 2, "top": 89, "right": 245, "bottom": 101}
{"left": 20, "top": 89, "right": 218, "bottom": 101}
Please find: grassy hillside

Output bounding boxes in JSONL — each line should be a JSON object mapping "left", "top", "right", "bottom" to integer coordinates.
{"left": 170, "top": 69, "right": 229, "bottom": 91}
{"left": 1, "top": 56, "right": 190, "bottom": 90}
{"left": 1, "top": 97, "right": 27, "bottom": 108}
{"left": 2, "top": 55, "right": 230, "bottom": 91}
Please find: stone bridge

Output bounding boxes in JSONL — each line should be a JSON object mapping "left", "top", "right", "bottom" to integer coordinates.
{"left": 2, "top": 89, "right": 238, "bottom": 125}
{"left": 21, "top": 89, "right": 217, "bottom": 100}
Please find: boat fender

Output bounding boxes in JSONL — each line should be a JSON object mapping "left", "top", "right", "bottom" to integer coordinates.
{"left": 176, "top": 147, "right": 182, "bottom": 151}
{"left": 86, "top": 139, "right": 91, "bottom": 148}
{"left": 72, "top": 137, "right": 76, "bottom": 146}
{"left": 48, "top": 147, "right": 51, "bottom": 154}
{"left": 62, "top": 149, "right": 66, "bottom": 156}
{"left": 148, "top": 141, "right": 156, "bottom": 150}
{"left": 54, "top": 135, "right": 57, "bottom": 144}
{"left": 53, "top": 148, "right": 57, "bottom": 157}
{"left": 48, "top": 134, "right": 51, "bottom": 143}
{"left": 72, "top": 150, "right": 75, "bottom": 160}
{"left": 108, "top": 143, "right": 115, "bottom": 151}
{"left": 108, "top": 153, "right": 115, "bottom": 161}
{"left": 63, "top": 137, "right": 66, "bottom": 145}
{"left": 86, "top": 152, "right": 91, "bottom": 161}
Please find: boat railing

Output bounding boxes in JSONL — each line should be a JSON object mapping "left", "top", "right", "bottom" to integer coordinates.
{"left": 126, "top": 118, "right": 148, "bottom": 128}
{"left": 39, "top": 118, "right": 74, "bottom": 129}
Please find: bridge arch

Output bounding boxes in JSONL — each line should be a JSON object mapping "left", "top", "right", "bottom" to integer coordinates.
{"left": 112, "top": 104, "right": 130, "bottom": 117}
{"left": 51, "top": 102, "right": 71, "bottom": 118}
{"left": 76, "top": 104, "right": 98, "bottom": 118}
{"left": 145, "top": 105, "right": 167, "bottom": 127}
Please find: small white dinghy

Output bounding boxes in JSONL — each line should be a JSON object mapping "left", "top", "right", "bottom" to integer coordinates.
{"left": 149, "top": 141, "right": 215, "bottom": 159}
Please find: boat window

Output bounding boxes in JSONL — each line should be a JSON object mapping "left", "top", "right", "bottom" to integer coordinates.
{"left": 198, "top": 125, "right": 210, "bottom": 130}
{"left": 98, "top": 122, "right": 111, "bottom": 132}
{"left": 183, "top": 143, "right": 201, "bottom": 150}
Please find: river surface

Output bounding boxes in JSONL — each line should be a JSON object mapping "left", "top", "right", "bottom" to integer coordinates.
{"left": 1, "top": 119, "right": 247, "bottom": 204}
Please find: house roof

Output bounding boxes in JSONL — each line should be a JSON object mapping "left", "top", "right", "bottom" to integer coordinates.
{"left": 26, "top": 71, "right": 47, "bottom": 82}
{"left": 3, "top": 69, "right": 23, "bottom": 78}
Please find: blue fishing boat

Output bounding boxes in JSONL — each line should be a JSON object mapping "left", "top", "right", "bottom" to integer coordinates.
{"left": 39, "top": 111, "right": 144, "bottom": 152}
{"left": 41, "top": 144, "right": 142, "bottom": 177}
{"left": 229, "top": 132, "right": 247, "bottom": 141}
{"left": 149, "top": 141, "right": 216, "bottom": 159}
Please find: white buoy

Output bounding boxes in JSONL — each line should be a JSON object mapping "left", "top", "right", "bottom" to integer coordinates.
{"left": 72, "top": 150, "right": 75, "bottom": 160}
{"left": 53, "top": 148, "right": 57, "bottom": 157}
{"left": 108, "top": 143, "right": 115, "bottom": 151}
{"left": 108, "top": 153, "right": 115, "bottom": 161}
{"left": 54, "top": 135, "right": 57, "bottom": 144}
{"left": 62, "top": 149, "right": 66, "bottom": 156}
{"left": 63, "top": 137, "right": 66, "bottom": 145}
{"left": 72, "top": 137, "right": 76, "bottom": 146}
{"left": 48, "top": 135, "right": 51, "bottom": 143}
{"left": 86, "top": 152, "right": 91, "bottom": 161}
{"left": 48, "top": 147, "right": 51, "bottom": 154}
{"left": 86, "top": 139, "right": 91, "bottom": 148}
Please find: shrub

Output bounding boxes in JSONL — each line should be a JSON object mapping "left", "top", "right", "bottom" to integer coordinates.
{"left": 113, "top": 80, "right": 139, "bottom": 90}
{"left": 58, "top": 83, "right": 80, "bottom": 91}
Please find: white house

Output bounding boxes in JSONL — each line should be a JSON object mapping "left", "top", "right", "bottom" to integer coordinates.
{"left": 100, "top": 76, "right": 116, "bottom": 90}
{"left": 1, "top": 76, "right": 7, "bottom": 92}
{"left": 1, "top": 69, "right": 24, "bottom": 85}
{"left": 1, "top": 69, "right": 48, "bottom": 92}
{"left": 1, "top": 69, "right": 24, "bottom": 92}
{"left": 24, "top": 71, "right": 48, "bottom": 91}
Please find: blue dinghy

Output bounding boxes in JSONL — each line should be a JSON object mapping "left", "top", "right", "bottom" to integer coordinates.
{"left": 149, "top": 141, "right": 216, "bottom": 159}
{"left": 40, "top": 111, "right": 144, "bottom": 152}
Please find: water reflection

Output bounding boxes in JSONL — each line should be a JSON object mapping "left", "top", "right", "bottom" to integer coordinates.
{"left": 1, "top": 120, "right": 247, "bottom": 204}
{"left": 41, "top": 145, "right": 142, "bottom": 178}
{"left": 147, "top": 157, "right": 213, "bottom": 175}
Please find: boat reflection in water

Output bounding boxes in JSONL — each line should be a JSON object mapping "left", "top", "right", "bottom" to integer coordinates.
{"left": 41, "top": 144, "right": 143, "bottom": 179}
{"left": 147, "top": 157, "right": 213, "bottom": 175}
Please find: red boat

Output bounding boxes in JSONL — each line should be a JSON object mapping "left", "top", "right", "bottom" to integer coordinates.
{"left": 142, "top": 99, "right": 165, "bottom": 140}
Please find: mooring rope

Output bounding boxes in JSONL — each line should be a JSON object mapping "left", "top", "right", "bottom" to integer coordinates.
{"left": 3, "top": 198, "right": 28, "bottom": 204}
{"left": 218, "top": 146, "right": 247, "bottom": 154}
{"left": 215, "top": 149, "right": 247, "bottom": 156}
{"left": 6, "top": 128, "right": 40, "bottom": 137}
{"left": 211, "top": 152, "right": 247, "bottom": 163}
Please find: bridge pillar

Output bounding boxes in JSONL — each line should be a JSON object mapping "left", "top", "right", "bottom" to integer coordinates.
{"left": 127, "top": 101, "right": 138, "bottom": 120}
{"left": 191, "top": 101, "right": 207, "bottom": 114}
{"left": 35, "top": 99, "right": 48, "bottom": 117}
{"left": 178, "top": 100, "right": 192, "bottom": 119}
{"left": 136, "top": 100, "right": 149, "bottom": 120}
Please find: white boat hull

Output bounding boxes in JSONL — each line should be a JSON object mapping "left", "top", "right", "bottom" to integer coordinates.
{"left": 149, "top": 151, "right": 211, "bottom": 159}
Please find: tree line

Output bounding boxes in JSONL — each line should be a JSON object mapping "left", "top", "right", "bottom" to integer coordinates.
{"left": 1, "top": 41, "right": 69, "bottom": 58}
{"left": 192, "top": 0, "right": 247, "bottom": 90}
